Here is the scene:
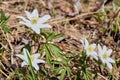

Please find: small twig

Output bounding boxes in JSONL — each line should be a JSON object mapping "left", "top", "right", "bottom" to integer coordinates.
{"left": 97, "top": 73, "right": 108, "bottom": 80}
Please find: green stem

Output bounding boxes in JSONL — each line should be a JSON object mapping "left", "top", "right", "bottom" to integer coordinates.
{"left": 27, "top": 53, "right": 36, "bottom": 80}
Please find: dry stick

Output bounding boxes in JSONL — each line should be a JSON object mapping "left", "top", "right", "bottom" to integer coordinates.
{"left": 97, "top": 73, "right": 108, "bottom": 80}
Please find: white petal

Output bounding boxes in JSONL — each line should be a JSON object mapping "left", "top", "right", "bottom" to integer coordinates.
{"left": 80, "top": 40, "right": 85, "bottom": 48}
{"left": 98, "top": 44, "right": 101, "bottom": 51}
{"left": 103, "top": 45, "right": 107, "bottom": 52}
{"left": 91, "top": 52, "right": 98, "bottom": 60}
{"left": 38, "top": 15, "right": 51, "bottom": 23}
{"left": 25, "top": 11, "right": 32, "bottom": 20}
{"left": 107, "top": 49, "right": 112, "bottom": 56}
{"left": 80, "top": 40, "right": 84, "bottom": 44}
{"left": 100, "top": 57, "right": 106, "bottom": 64}
{"left": 23, "top": 48, "right": 30, "bottom": 61}
{"left": 31, "top": 27, "right": 40, "bottom": 34}
{"left": 38, "top": 24, "right": 52, "bottom": 28}
{"left": 31, "top": 9, "right": 39, "bottom": 18}
{"left": 33, "top": 59, "right": 45, "bottom": 64}
{"left": 32, "top": 62, "right": 39, "bottom": 70}
{"left": 91, "top": 43, "right": 96, "bottom": 49}
{"left": 23, "top": 48, "right": 30, "bottom": 56}
{"left": 107, "top": 58, "right": 115, "bottom": 63}
{"left": 16, "top": 54, "right": 25, "bottom": 60}
{"left": 19, "top": 21, "right": 31, "bottom": 28}
{"left": 86, "top": 51, "right": 91, "bottom": 56}
{"left": 17, "top": 16, "right": 30, "bottom": 23}
{"left": 106, "top": 61, "right": 113, "bottom": 69}
{"left": 92, "top": 54, "right": 98, "bottom": 60}
{"left": 84, "top": 39, "right": 89, "bottom": 48}
{"left": 21, "top": 61, "right": 28, "bottom": 67}
{"left": 33, "top": 53, "right": 40, "bottom": 59}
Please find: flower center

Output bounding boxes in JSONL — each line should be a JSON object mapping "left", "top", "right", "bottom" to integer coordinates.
{"left": 31, "top": 17, "right": 38, "bottom": 24}
{"left": 103, "top": 53, "right": 108, "bottom": 59}
{"left": 30, "top": 55, "right": 34, "bottom": 61}
{"left": 87, "top": 45, "right": 93, "bottom": 52}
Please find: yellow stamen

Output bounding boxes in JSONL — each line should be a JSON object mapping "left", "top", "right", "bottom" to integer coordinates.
{"left": 87, "top": 45, "right": 93, "bottom": 52}
{"left": 31, "top": 17, "right": 38, "bottom": 24}
{"left": 30, "top": 55, "right": 34, "bottom": 61}
{"left": 103, "top": 53, "right": 108, "bottom": 59}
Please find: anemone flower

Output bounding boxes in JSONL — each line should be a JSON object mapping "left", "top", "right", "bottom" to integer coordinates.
{"left": 81, "top": 39, "right": 98, "bottom": 60}
{"left": 16, "top": 48, "right": 45, "bottom": 70}
{"left": 98, "top": 44, "right": 115, "bottom": 69}
{"left": 17, "top": 9, "right": 52, "bottom": 34}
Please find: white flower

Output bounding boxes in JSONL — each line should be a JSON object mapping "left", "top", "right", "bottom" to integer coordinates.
{"left": 16, "top": 48, "right": 45, "bottom": 70}
{"left": 98, "top": 44, "right": 115, "bottom": 69}
{"left": 17, "top": 9, "right": 52, "bottom": 34}
{"left": 81, "top": 39, "right": 98, "bottom": 60}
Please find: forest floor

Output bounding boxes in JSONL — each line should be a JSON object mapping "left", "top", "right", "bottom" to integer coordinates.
{"left": 0, "top": 0, "right": 120, "bottom": 80}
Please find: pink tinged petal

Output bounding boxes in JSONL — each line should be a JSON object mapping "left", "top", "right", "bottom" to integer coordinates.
{"left": 21, "top": 61, "right": 28, "bottom": 67}
{"left": 31, "top": 27, "right": 40, "bottom": 34}
{"left": 32, "top": 62, "right": 39, "bottom": 70}
{"left": 107, "top": 49, "right": 112, "bottom": 56}
{"left": 38, "top": 24, "right": 52, "bottom": 28}
{"left": 16, "top": 54, "right": 25, "bottom": 60}
{"left": 106, "top": 61, "right": 113, "bottom": 69}
{"left": 33, "top": 53, "right": 40, "bottom": 59}
{"left": 107, "top": 58, "right": 115, "bottom": 63}
{"left": 33, "top": 59, "right": 45, "bottom": 64}
{"left": 25, "top": 11, "right": 32, "bottom": 20}
{"left": 38, "top": 15, "right": 51, "bottom": 23}
{"left": 31, "top": 9, "right": 39, "bottom": 18}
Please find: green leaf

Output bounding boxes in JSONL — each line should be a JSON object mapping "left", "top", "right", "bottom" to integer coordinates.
{"left": 60, "top": 69, "right": 66, "bottom": 80}
{"left": 0, "top": 10, "right": 7, "bottom": 20}
{"left": 53, "top": 67, "right": 63, "bottom": 75}
{"left": 0, "top": 10, "right": 10, "bottom": 33}
{"left": 41, "top": 44, "right": 52, "bottom": 65}
{"left": 66, "top": 67, "right": 71, "bottom": 77}
{"left": 112, "top": 24, "right": 119, "bottom": 32}
{"left": 47, "top": 43, "right": 62, "bottom": 57}
{"left": 41, "top": 31, "right": 64, "bottom": 42}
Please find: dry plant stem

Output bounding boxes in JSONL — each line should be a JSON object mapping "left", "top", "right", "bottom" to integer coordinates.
{"left": 0, "top": 61, "right": 9, "bottom": 78}
{"left": 0, "top": 28, "right": 14, "bottom": 64}
{"left": 48, "top": 12, "right": 98, "bottom": 25}
{"left": 0, "top": 70, "right": 8, "bottom": 78}
{"left": 97, "top": 73, "right": 108, "bottom": 80}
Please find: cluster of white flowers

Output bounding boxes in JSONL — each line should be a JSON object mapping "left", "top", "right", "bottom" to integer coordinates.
{"left": 16, "top": 9, "right": 52, "bottom": 70}
{"left": 81, "top": 39, "right": 115, "bottom": 69}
